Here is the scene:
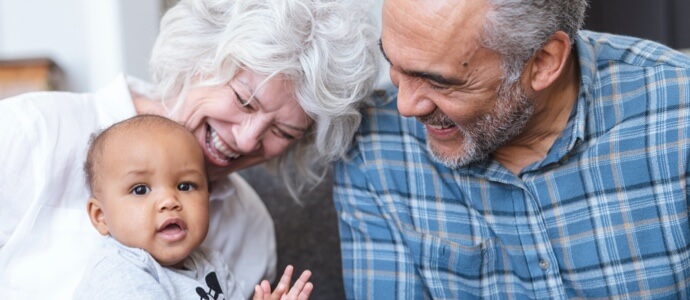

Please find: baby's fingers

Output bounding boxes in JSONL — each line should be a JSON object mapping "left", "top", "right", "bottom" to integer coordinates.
{"left": 266, "top": 265, "right": 294, "bottom": 300}
{"left": 253, "top": 285, "right": 264, "bottom": 300}
{"left": 253, "top": 280, "right": 273, "bottom": 300}
{"left": 284, "top": 270, "right": 312, "bottom": 300}
{"left": 276, "top": 265, "right": 294, "bottom": 290}
{"left": 297, "top": 281, "right": 313, "bottom": 300}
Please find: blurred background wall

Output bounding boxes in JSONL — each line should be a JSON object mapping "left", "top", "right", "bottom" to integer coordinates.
{"left": 585, "top": 0, "right": 690, "bottom": 50}
{"left": 0, "top": 0, "right": 161, "bottom": 94}
{"left": 1, "top": 0, "right": 688, "bottom": 97}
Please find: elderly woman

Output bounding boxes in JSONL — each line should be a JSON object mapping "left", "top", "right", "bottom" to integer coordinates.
{"left": 0, "top": 0, "right": 379, "bottom": 298}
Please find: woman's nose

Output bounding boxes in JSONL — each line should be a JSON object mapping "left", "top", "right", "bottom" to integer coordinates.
{"left": 232, "top": 118, "right": 265, "bottom": 153}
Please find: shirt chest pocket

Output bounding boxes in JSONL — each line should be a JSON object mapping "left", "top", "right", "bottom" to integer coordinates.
{"left": 400, "top": 227, "right": 497, "bottom": 298}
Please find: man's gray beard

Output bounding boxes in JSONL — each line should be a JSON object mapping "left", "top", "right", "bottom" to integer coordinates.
{"left": 426, "top": 79, "right": 535, "bottom": 169}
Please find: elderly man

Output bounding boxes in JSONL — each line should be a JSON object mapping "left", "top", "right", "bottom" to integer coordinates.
{"left": 335, "top": 0, "right": 690, "bottom": 298}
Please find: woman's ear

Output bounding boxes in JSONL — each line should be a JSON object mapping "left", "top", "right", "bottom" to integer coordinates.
{"left": 526, "top": 31, "right": 572, "bottom": 92}
{"left": 87, "top": 198, "right": 110, "bottom": 236}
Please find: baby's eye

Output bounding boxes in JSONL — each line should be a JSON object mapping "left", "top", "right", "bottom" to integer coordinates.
{"left": 178, "top": 182, "right": 196, "bottom": 191}
{"left": 131, "top": 185, "right": 151, "bottom": 195}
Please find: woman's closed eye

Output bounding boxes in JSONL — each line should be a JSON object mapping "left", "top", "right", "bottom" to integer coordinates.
{"left": 233, "top": 90, "right": 255, "bottom": 112}
{"left": 130, "top": 184, "right": 151, "bottom": 195}
{"left": 271, "top": 127, "right": 298, "bottom": 140}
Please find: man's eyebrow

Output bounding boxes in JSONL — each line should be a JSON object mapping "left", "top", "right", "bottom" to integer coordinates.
{"left": 410, "top": 71, "right": 464, "bottom": 86}
{"left": 379, "top": 39, "right": 391, "bottom": 63}
{"left": 378, "top": 39, "right": 464, "bottom": 86}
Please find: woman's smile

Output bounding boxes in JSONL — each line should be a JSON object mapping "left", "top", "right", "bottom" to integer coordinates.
{"left": 205, "top": 124, "right": 241, "bottom": 165}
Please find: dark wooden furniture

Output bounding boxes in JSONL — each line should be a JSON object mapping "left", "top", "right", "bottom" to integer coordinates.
{"left": 0, "top": 58, "right": 64, "bottom": 100}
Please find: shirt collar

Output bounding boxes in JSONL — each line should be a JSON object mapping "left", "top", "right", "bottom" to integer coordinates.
{"left": 368, "top": 84, "right": 399, "bottom": 107}
{"left": 520, "top": 31, "right": 595, "bottom": 173}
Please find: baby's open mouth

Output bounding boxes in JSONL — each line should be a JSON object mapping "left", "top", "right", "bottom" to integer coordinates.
{"left": 160, "top": 223, "right": 182, "bottom": 234}
{"left": 157, "top": 218, "right": 188, "bottom": 242}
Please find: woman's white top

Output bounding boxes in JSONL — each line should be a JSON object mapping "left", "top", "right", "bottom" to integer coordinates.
{"left": 0, "top": 75, "right": 276, "bottom": 299}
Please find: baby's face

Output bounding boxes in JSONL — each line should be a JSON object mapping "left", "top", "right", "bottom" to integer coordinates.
{"left": 93, "top": 125, "right": 209, "bottom": 268}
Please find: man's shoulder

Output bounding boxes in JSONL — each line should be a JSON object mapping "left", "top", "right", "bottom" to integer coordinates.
{"left": 345, "top": 85, "right": 429, "bottom": 162}
{"left": 366, "top": 85, "right": 399, "bottom": 107}
{"left": 361, "top": 85, "right": 399, "bottom": 114}
{"left": 358, "top": 85, "right": 405, "bottom": 133}
{"left": 577, "top": 30, "right": 690, "bottom": 70}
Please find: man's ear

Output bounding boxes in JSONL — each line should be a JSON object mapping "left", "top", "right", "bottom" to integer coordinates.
{"left": 526, "top": 31, "right": 572, "bottom": 92}
{"left": 87, "top": 198, "right": 110, "bottom": 236}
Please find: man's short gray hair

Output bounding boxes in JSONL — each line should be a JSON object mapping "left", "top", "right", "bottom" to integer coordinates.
{"left": 483, "top": 0, "right": 588, "bottom": 84}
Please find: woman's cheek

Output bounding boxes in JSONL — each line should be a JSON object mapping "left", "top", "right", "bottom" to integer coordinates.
{"left": 265, "top": 139, "right": 293, "bottom": 158}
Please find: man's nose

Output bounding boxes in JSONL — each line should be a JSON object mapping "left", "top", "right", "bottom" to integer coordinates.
{"left": 392, "top": 70, "right": 435, "bottom": 118}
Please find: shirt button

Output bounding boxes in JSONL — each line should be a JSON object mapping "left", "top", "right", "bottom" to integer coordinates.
{"left": 539, "top": 259, "right": 550, "bottom": 270}
{"left": 559, "top": 155, "right": 569, "bottom": 164}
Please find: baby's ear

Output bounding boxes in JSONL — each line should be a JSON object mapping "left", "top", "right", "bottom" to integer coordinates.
{"left": 87, "top": 198, "right": 109, "bottom": 236}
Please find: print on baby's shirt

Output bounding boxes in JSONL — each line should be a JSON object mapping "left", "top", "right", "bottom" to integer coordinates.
{"left": 195, "top": 272, "right": 224, "bottom": 300}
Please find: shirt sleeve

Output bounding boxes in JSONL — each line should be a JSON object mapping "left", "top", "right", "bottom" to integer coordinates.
{"left": 333, "top": 148, "right": 403, "bottom": 299}
{"left": 0, "top": 95, "right": 40, "bottom": 248}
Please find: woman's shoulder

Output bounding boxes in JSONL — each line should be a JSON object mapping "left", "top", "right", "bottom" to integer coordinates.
{"left": 1, "top": 75, "right": 136, "bottom": 131}
{"left": 0, "top": 91, "right": 103, "bottom": 150}
{"left": 1, "top": 90, "right": 88, "bottom": 116}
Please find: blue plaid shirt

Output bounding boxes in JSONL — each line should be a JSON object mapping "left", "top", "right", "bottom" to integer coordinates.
{"left": 334, "top": 30, "right": 690, "bottom": 299}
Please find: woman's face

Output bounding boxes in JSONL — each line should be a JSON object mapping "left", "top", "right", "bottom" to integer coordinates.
{"left": 174, "top": 70, "right": 312, "bottom": 181}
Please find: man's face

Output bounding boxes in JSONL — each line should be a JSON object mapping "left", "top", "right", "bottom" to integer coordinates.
{"left": 381, "top": 0, "right": 534, "bottom": 168}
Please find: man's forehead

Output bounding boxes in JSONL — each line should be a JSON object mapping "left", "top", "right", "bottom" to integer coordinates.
{"left": 381, "top": 0, "right": 490, "bottom": 78}
{"left": 382, "top": 0, "right": 488, "bottom": 24}
{"left": 381, "top": 0, "right": 489, "bottom": 49}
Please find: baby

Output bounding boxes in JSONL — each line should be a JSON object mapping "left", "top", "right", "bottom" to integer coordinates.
{"left": 75, "top": 114, "right": 312, "bottom": 299}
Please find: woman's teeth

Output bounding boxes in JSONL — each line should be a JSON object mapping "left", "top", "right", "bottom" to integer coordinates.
{"left": 208, "top": 127, "right": 240, "bottom": 160}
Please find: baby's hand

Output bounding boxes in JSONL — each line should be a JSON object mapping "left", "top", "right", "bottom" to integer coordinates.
{"left": 253, "top": 265, "right": 313, "bottom": 300}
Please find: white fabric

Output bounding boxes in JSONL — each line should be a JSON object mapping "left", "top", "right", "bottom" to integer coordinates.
{"left": 0, "top": 75, "right": 276, "bottom": 299}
